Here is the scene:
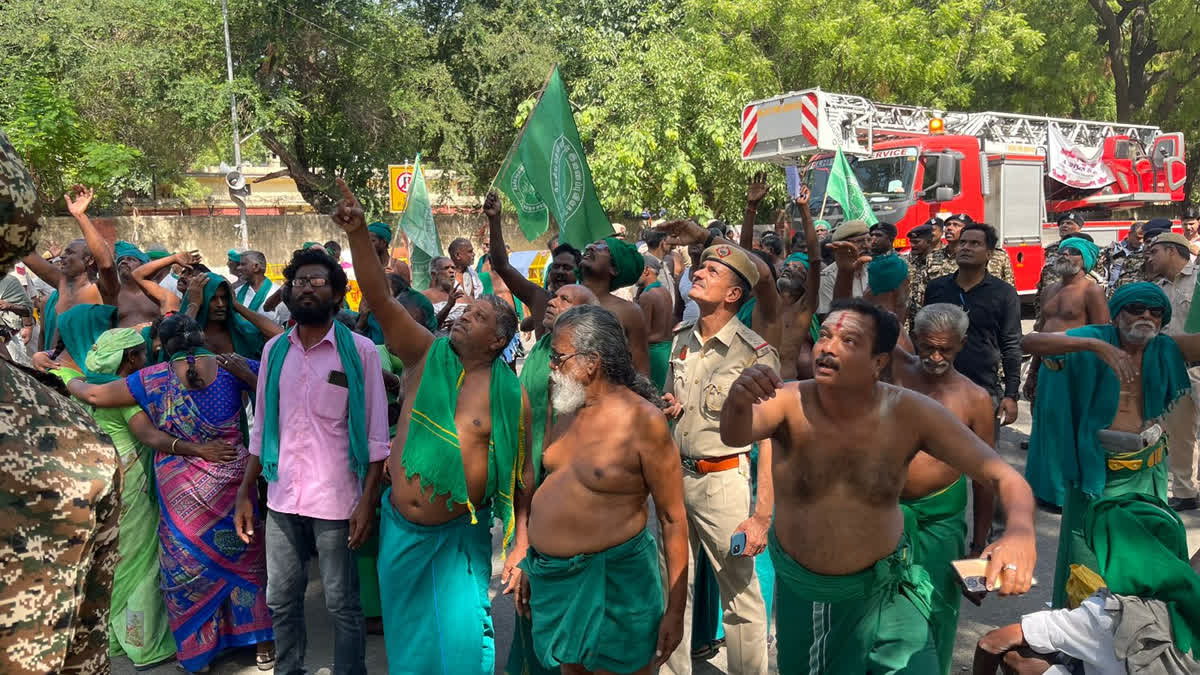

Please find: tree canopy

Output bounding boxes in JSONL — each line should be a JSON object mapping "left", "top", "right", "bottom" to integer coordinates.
{"left": 1, "top": 0, "right": 1196, "bottom": 222}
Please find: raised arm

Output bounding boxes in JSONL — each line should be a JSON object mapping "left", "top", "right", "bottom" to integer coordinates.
{"left": 485, "top": 191, "right": 548, "bottom": 323}
{"left": 21, "top": 251, "right": 61, "bottom": 289}
{"left": 912, "top": 392, "right": 1035, "bottom": 595}
{"left": 132, "top": 251, "right": 195, "bottom": 313}
{"left": 739, "top": 172, "right": 782, "bottom": 327}
{"left": 66, "top": 185, "right": 118, "bottom": 305}
{"left": 333, "top": 178, "right": 432, "bottom": 367}
{"left": 797, "top": 187, "right": 822, "bottom": 315}
{"left": 66, "top": 376, "right": 138, "bottom": 408}
{"left": 719, "top": 364, "right": 789, "bottom": 448}
{"left": 232, "top": 299, "right": 284, "bottom": 340}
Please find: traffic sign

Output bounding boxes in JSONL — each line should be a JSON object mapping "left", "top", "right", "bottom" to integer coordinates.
{"left": 388, "top": 164, "right": 415, "bottom": 213}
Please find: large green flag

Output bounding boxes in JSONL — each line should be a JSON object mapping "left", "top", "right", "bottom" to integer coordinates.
{"left": 497, "top": 66, "right": 613, "bottom": 250}
{"left": 398, "top": 154, "right": 441, "bottom": 290}
{"left": 825, "top": 147, "right": 878, "bottom": 226}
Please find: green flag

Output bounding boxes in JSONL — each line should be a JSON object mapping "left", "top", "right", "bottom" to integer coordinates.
{"left": 398, "top": 154, "right": 441, "bottom": 290}
{"left": 497, "top": 66, "right": 613, "bottom": 250}
{"left": 825, "top": 147, "right": 878, "bottom": 226}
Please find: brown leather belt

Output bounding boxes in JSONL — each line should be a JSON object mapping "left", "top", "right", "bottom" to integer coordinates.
{"left": 682, "top": 453, "right": 743, "bottom": 474}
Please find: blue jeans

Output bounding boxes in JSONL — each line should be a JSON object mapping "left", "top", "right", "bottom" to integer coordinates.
{"left": 266, "top": 510, "right": 366, "bottom": 675}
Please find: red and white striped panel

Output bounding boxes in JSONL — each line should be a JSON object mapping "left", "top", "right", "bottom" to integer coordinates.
{"left": 800, "top": 92, "right": 818, "bottom": 146}
{"left": 741, "top": 105, "right": 759, "bottom": 159}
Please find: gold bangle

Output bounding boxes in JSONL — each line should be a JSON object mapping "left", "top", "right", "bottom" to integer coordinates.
{"left": 171, "top": 438, "right": 180, "bottom": 454}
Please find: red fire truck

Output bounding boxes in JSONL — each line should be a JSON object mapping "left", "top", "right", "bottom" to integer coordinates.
{"left": 740, "top": 89, "right": 1188, "bottom": 295}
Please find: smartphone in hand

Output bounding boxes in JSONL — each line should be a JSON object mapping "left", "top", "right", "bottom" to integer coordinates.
{"left": 730, "top": 532, "right": 747, "bottom": 556}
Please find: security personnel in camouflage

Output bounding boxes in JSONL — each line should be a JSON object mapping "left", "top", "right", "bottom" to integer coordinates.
{"left": 1035, "top": 213, "right": 1107, "bottom": 313}
{"left": 0, "top": 128, "right": 121, "bottom": 675}
{"left": 904, "top": 220, "right": 938, "bottom": 331}
{"left": 1109, "top": 218, "right": 1174, "bottom": 296}
{"left": 926, "top": 213, "right": 1015, "bottom": 284}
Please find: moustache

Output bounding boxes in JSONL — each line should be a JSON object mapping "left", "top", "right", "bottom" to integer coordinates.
{"left": 814, "top": 354, "right": 839, "bottom": 371}
{"left": 1131, "top": 320, "right": 1158, "bottom": 331}
{"left": 920, "top": 358, "right": 951, "bottom": 373}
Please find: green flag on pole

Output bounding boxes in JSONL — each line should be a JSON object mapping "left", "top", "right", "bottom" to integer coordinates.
{"left": 496, "top": 66, "right": 613, "bottom": 250}
{"left": 825, "top": 147, "right": 878, "bottom": 226}
{"left": 398, "top": 154, "right": 441, "bottom": 290}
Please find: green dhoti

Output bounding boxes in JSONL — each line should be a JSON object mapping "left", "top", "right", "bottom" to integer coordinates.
{"left": 378, "top": 492, "right": 495, "bottom": 675}
{"left": 649, "top": 340, "right": 671, "bottom": 391}
{"left": 770, "top": 529, "right": 937, "bottom": 675}
{"left": 522, "top": 527, "right": 664, "bottom": 674}
{"left": 900, "top": 476, "right": 967, "bottom": 675}
{"left": 1052, "top": 432, "right": 1168, "bottom": 607}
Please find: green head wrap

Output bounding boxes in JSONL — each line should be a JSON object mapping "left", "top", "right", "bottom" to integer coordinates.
{"left": 178, "top": 272, "right": 266, "bottom": 359}
{"left": 814, "top": 219, "right": 832, "bottom": 231}
{"left": 867, "top": 253, "right": 909, "bottom": 294}
{"left": 1059, "top": 237, "right": 1100, "bottom": 272}
{"left": 1085, "top": 493, "right": 1200, "bottom": 656}
{"left": 146, "top": 248, "right": 172, "bottom": 261}
{"left": 85, "top": 327, "right": 145, "bottom": 377}
{"left": 784, "top": 252, "right": 810, "bottom": 269}
{"left": 368, "top": 222, "right": 393, "bottom": 243}
{"left": 227, "top": 248, "right": 243, "bottom": 263}
{"left": 604, "top": 236, "right": 645, "bottom": 290}
{"left": 302, "top": 241, "right": 322, "bottom": 250}
{"left": 114, "top": 240, "right": 149, "bottom": 264}
{"left": 1109, "top": 282, "right": 1171, "bottom": 325}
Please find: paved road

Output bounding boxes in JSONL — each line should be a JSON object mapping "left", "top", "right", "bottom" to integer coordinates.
{"left": 115, "top": 398, "right": 1200, "bottom": 674}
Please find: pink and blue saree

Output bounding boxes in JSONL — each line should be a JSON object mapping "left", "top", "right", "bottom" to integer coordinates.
{"left": 126, "top": 361, "right": 273, "bottom": 671}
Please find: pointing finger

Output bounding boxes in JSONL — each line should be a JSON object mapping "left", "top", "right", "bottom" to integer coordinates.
{"left": 336, "top": 178, "right": 355, "bottom": 203}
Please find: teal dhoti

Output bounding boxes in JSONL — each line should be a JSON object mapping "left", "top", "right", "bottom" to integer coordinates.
{"left": 770, "top": 529, "right": 937, "bottom": 674}
{"left": 378, "top": 490, "right": 494, "bottom": 675}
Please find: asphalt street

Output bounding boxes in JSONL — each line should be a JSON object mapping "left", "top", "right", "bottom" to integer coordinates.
{"left": 114, "top": 399, "right": 1200, "bottom": 675}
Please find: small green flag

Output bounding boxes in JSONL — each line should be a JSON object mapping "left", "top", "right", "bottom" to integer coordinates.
{"left": 497, "top": 66, "right": 613, "bottom": 250}
{"left": 825, "top": 147, "right": 878, "bottom": 226}
{"left": 398, "top": 154, "right": 441, "bottom": 290}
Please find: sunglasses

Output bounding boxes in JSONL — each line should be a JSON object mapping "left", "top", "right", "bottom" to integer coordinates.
{"left": 549, "top": 350, "right": 588, "bottom": 367}
{"left": 1122, "top": 303, "right": 1164, "bottom": 319}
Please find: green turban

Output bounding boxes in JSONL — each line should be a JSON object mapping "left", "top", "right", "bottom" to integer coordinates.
{"left": 867, "top": 253, "right": 909, "bottom": 294}
{"left": 368, "top": 222, "right": 393, "bottom": 243}
{"left": 146, "top": 249, "right": 172, "bottom": 261}
{"left": 605, "top": 236, "right": 645, "bottom": 290}
{"left": 1109, "top": 282, "right": 1171, "bottom": 325}
{"left": 85, "top": 327, "right": 145, "bottom": 377}
{"left": 114, "top": 240, "right": 149, "bottom": 264}
{"left": 1085, "top": 493, "right": 1200, "bottom": 656}
{"left": 814, "top": 219, "right": 832, "bottom": 231}
{"left": 784, "top": 252, "right": 810, "bottom": 269}
{"left": 1059, "top": 237, "right": 1100, "bottom": 272}
{"left": 302, "top": 241, "right": 322, "bottom": 250}
{"left": 227, "top": 248, "right": 243, "bottom": 262}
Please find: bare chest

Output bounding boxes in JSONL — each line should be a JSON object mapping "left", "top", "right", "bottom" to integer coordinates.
{"left": 542, "top": 424, "right": 644, "bottom": 494}
{"left": 779, "top": 416, "right": 912, "bottom": 506}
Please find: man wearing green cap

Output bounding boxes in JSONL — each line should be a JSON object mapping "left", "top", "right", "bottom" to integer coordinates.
{"left": 113, "top": 240, "right": 162, "bottom": 328}
{"left": 580, "top": 234, "right": 652, "bottom": 375}
{"left": 0, "top": 130, "right": 122, "bottom": 674}
{"left": 366, "top": 222, "right": 393, "bottom": 268}
{"left": 1022, "top": 282, "right": 1199, "bottom": 607}
{"left": 20, "top": 184, "right": 118, "bottom": 351}
{"left": 973, "top": 493, "right": 1200, "bottom": 673}
{"left": 1024, "top": 234, "right": 1110, "bottom": 404}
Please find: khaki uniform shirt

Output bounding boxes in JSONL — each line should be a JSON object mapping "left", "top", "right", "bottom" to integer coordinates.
{"left": 667, "top": 315, "right": 780, "bottom": 458}
{"left": 1154, "top": 262, "right": 1198, "bottom": 336}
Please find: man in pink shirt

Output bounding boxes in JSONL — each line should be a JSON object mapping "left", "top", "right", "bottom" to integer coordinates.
{"left": 235, "top": 248, "right": 390, "bottom": 675}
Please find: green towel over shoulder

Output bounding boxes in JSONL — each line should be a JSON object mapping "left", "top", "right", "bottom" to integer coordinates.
{"left": 403, "top": 337, "right": 525, "bottom": 548}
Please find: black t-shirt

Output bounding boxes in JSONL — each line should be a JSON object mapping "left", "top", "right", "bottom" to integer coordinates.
{"left": 923, "top": 272, "right": 1023, "bottom": 400}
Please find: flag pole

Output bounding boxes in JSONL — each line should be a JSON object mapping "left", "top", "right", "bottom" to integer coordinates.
{"left": 488, "top": 64, "right": 557, "bottom": 194}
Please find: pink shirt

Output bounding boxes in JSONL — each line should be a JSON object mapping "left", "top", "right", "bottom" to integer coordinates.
{"left": 250, "top": 325, "right": 390, "bottom": 520}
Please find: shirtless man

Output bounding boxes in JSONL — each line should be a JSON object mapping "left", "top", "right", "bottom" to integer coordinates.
{"left": 422, "top": 256, "right": 467, "bottom": 332}
{"left": 892, "top": 303, "right": 998, "bottom": 674}
{"left": 520, "top": 304, "right": 687, "bottom": 675}
{"left": 721, "top": 297, "right": 1037, "bottom": 674}
{"left": 22, "top": 185, "right": 117, "bottom": 351}
{"left": 1023, "top": 282, "right": 1200, "bottom": 607}
{"left": 1024, "top": 235, "right": 1110, "bottom": 402}
{"left": 332, "top": 179, "right": 532, "bottom": 675}
{"left": 112, "top": 242, "right": 161, "bottom": 327}
{"left": 774, "top": 187, "right": 821, "bottom": 381}
{"left": 637, "top": 255, "right": 675, "bottom": 390}
{"left": 579, "top": 236, "right": 652, "bottom": 375}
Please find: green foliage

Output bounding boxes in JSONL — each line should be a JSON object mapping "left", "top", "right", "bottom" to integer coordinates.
{"left": 1, "top": 0, "right": 1197, "bottom": 223}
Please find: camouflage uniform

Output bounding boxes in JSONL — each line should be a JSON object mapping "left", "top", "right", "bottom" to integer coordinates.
{"left": 1108, "top": 249, "right": 1150, "bottom": 296}
{"left": 0, "top": 130, "right": 121, "bottom": 674}
{"left": 0, "top": 363, "right": 121, "bottom": 675}
{"left": 904, "top": 251, "right": 932, "bottom": 331}
{"left": 925, "top": 244, "right": 1015, "bottom": 285}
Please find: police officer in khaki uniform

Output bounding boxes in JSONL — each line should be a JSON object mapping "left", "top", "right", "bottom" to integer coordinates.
{"left": 660, "top": 241, "right": 776, "bottom": 675}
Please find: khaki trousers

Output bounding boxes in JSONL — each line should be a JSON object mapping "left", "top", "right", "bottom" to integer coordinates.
{"left": 658, "top": 459, "right": 768, "bottom": 675}
{"left": 1170, "top": 369, "right": 1200, "bottom": 499}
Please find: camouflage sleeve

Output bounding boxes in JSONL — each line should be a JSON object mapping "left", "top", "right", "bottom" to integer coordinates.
{"left": 60, "top": 465, "right": 120, "bottom": 675}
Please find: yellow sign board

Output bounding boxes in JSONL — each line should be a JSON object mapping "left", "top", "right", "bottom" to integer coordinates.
{"left": 388, "top": 164, "right": 415, "bottom": 213}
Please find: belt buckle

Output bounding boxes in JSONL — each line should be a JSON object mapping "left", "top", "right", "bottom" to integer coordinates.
{"left": 681, "top": 456, "right": 699, "bottom": 473}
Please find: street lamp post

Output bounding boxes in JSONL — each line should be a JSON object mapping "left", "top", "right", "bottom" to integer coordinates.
{"left": 221, "top": 0, "right": 249, "bottom": 249}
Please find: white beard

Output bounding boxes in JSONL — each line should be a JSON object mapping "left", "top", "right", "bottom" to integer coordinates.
{"left": 550, "top": 369, "right": 587, "bottom": 415}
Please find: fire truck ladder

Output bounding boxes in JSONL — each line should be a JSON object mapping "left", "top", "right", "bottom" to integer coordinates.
{"left": 815, "top": 90, "right": 1162, "bottom": 155}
